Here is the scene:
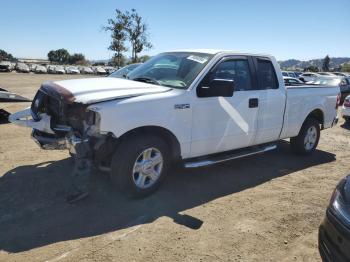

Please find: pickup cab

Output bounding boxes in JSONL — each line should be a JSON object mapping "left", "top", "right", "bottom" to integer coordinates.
{"left": 10, "top": 50, "right": 340, "bottom": 197}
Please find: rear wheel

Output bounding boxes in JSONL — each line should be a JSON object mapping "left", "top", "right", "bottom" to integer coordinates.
{"left": 110, "top": 134, "right": 170, "bottom": 198}
{"left": 290, "top": 118, "right": 320, "bottom": 155}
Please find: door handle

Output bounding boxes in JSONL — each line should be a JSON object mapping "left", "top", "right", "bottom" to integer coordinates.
{"left": 249, "top": 98, "right": 259, "bottom": 108}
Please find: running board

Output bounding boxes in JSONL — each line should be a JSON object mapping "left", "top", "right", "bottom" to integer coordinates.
{"left": 184, "top": 144, "right": 277, "bottom": 168}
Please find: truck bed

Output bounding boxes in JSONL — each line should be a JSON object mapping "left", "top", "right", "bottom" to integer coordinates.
{"left": 280, "top": 85, "right": 339, "bottom": 139}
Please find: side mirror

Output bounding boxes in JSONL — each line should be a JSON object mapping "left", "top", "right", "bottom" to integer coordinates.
{"left": 197, "top": 79, "right": 235, "bottom": 98}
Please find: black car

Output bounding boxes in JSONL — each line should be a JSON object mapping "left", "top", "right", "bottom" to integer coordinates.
{"left": 319, "top": 176, "right": 350, "bottom": 261}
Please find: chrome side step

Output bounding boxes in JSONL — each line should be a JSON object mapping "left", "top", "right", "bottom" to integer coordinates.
{"left": 184, "top": 144, "right": 277, "bottom": 168}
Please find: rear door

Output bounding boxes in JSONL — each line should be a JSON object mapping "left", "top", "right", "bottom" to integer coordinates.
{"left": 252, "top": 57, "right": 286, "bottom": 144}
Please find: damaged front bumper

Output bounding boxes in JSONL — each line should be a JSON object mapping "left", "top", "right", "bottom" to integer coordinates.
{"left": 31, "top": 129, "right": 68, "bottom": 150}
{"left": 31, "top": 130, "right": 88, "bottom": 154}
{"left": 9, "top": 107, "right": 91, "bottom": 154}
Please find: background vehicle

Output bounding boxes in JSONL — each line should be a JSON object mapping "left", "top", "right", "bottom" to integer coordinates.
{"left": 319, "top": 175, "right": 350, "bottom": 261}
{"left": 104, "top": 66, "right": 116, "bottom": 74}
{"left": 34, "top": 65, "right": 47, "bottom": 74}
{"left": 283, "top": 76, "right": 304, "bottom": 85}
{"left": 282, "top": 71, "right": 297, "bottom": 78}
{"left": 294, "top": 72, "right": 302, "bottom": 77}
{"left": 299, "top": 72, "right": 320, "bottom": 82}
{"left": 10, "top": 50, "right": 339, "bottom": 197}
{"left": 29, "top": 64, "right": 38, "bottom": 72}
{"left": 54, "top": 66, "right": 65, "bottom": 74}
{"left": 65, "top": 66, "right": 80, "bottom": 74}
{"left": 0, "top": 61, "right": 14, "bottom": 72}
{"left": 108, "top": 63, "right": 142, "bottom": 78}
{"left": 80, "top": 66, "right": 94, "bottom": 74}
{"left": 340, "top": 78, "right": 350, "bottom": 103}
{"left": 342, "top": 95, "right": 350, "bottom": 124}
{"left": 94, "top": 66, "right": 107, "bottom": 75}
{"left": 15, "top": 62, "right": 30, "bottom": 73}
{"left": 318, "top": 72, "right": 335, "bottom": 76}
{"left": 47, "top": 65, "right": 56, "bottom": 74}
{"left": 333, "top": 72, "right": 349, "bottom": 77}
{"left": 309, "top": 77, "right": 350, "bottom": 104}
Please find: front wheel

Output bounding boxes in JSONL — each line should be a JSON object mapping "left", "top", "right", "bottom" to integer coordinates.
{"left": 290, "top": 118, "right": 320, "bottom": 155}
{"left": 110, "top": 134, "right": 170, "bottom": 198}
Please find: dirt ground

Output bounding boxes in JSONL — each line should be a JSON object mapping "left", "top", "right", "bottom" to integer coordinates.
{"left": 0, "top": 72, "right": 349, "bottom": 262}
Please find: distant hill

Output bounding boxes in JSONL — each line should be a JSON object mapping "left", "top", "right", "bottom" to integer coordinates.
{"left": 279, "top": 57, "right": 350, "bottom": 70}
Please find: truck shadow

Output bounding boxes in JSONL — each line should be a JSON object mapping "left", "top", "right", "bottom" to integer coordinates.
{"left": 0, "top": 141, "right": 336, "bottom": 253}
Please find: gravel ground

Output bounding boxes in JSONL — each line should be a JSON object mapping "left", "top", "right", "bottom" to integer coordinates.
{"left": 0, "top": 72, "right": 349, "bottom": 262}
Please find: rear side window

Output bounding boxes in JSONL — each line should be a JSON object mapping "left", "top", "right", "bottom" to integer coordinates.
{"left": 257, "top": 59, "right": 279, "bottom": 89}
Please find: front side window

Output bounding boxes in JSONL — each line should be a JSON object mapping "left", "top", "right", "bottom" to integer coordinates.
{"left": 127, "top": 52, "right": 213, "bottom": 89}
{"left": 257, "top": 59, "right": 279, "bottom": 89}
{"left": 205, "top": 59, "right": 253, "bottom": 91}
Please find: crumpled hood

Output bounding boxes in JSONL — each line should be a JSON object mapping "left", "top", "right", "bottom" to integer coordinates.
{"left": 40, "top": 77, "right": 171, "bottom": 104}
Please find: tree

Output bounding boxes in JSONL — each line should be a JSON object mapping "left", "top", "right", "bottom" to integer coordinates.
{"left": 110, "top": 53, "right": 127, "bottom": 67}
{"left": 304, "top": 66, "right": 319, "bottom": 72}
{"left": 47, "top": 49, "right": 70, "bottom": 64}
{"left": 138, "top": 55, "right": 151, "bottom": 63}
{"left": 0, "top": 49, "right": 16, "bottom": 61}
{"left": 341, "top": 63, "right": 350, "bottom": 73}
{"left": 322, "top": 55, "right": 330, "bottom": 72}
{"left": 69, "top": 53, "right": 86, "bottom": 65}
{"left": 105, "top": 9, "right": 152, "bottom": 65}
{"left": 104, "top": 9, "right": 129, "bottom": 68}
{"left": 127, "top": 9, "right": 152, "bottom": 62}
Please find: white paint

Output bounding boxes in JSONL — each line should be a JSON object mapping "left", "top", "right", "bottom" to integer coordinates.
{"left": 54, "top": 77, "right": 171, "bottom": 104}
{"left": 10, "top": 51, "right": 339, "bottom": 160}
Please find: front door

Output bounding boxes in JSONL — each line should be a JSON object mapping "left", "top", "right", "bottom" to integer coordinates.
{"left": 190, "top": 56, "right": 261, "bottom": 158}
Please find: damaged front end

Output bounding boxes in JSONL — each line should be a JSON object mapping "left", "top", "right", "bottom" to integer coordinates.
{"left": 9, "top": 82, "right": 105, "bottom": 158}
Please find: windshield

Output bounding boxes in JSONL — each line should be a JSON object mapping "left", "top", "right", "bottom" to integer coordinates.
{"left": 127, "top": 52, "right": 214, "bottom": 89}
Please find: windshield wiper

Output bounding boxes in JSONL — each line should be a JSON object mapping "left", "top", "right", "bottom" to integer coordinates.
{"left": 132, "top": 77, "right": 160, "bottom": 86}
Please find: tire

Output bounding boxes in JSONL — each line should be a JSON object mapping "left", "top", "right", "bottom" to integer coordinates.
{"left": 290, "top": 117, "right": 320, "bottom": 155}
{"left": 110, "top": 134, "right": 170, "bottom": 198}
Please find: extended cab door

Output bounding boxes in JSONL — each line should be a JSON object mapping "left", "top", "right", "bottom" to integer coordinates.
{"left": 190, "top": 56, "right": 261, "bottom": 157}
{"left": 251, "top": 57, "right": 286, "bottom": 145}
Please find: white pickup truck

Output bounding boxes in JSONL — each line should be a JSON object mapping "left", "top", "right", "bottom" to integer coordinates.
{"left": 10, "top": 50, "right": 340, "bottom": 197}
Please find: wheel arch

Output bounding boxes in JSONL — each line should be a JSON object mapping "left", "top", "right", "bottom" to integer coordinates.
{"left": 305, "top": 108, "right": 324, "bottom": 129}
{"left": 116, "top": 125, "right": 182, "bottom": 162}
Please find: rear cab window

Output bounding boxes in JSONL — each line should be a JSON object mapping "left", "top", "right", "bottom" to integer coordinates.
{"left": 255, "top": 58, "right": 279, "bottom": 89}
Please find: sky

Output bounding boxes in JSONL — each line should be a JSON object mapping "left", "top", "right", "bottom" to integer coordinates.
{"left": 1, "top": 0, "right": 349, "bottom": 61}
